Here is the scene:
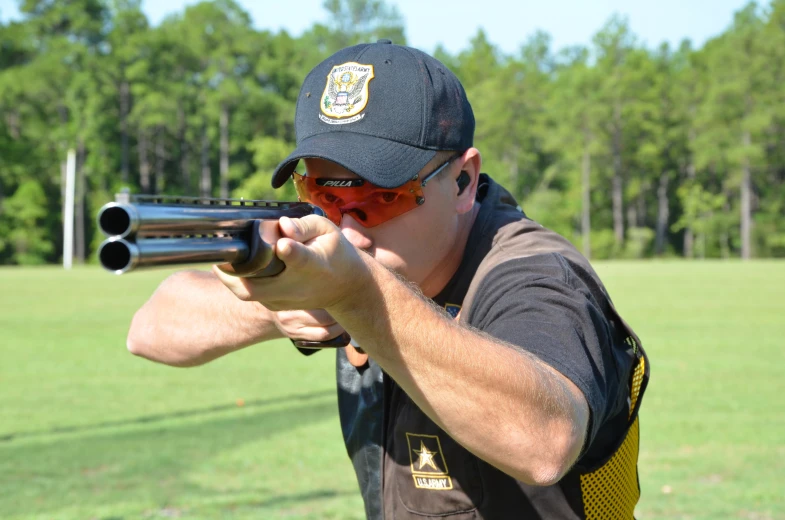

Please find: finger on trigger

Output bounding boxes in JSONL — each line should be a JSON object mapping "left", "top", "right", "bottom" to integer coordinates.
{"left": 298, "top": 324, "right": 346, "bottom": 341}
{"left": 305, "top": 309, "right": 338, "bottom": 326}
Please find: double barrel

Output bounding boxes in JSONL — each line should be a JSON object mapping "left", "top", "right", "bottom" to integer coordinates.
{"left": 96, "top": 194, "right": 318, "bottom": 276}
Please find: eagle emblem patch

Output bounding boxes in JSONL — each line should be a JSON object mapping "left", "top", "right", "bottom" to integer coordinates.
{"left": 319, "top": 62, "right": 374, "bottom": 125}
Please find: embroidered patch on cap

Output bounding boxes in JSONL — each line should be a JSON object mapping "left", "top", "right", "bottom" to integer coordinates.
{"left": 319, "top": 62, "right": 374, "bottom": 125}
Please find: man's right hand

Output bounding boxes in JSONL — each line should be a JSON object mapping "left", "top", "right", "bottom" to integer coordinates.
{"left": 127, "top": 271, "right": 348, "bottom": 367}
{"left": 127, "top": 270, "right": 281, "bottom": 367}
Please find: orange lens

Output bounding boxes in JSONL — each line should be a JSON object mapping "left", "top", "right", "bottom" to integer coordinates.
{"left": 292, "top": 173, "right": 424, "bottom": 228}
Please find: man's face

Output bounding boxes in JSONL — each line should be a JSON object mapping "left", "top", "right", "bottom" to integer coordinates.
{"left": 300, "top": 155, "right": 466, "bottom": 294}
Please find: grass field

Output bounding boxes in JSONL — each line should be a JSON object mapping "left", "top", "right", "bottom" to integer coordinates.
{"left": 0, "top": 262, "right": 783, "bottom": 519}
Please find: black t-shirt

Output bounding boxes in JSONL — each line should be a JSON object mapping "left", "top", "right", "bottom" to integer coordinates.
{"left": 310, "top": 174, "right": 648, "bottom": 519}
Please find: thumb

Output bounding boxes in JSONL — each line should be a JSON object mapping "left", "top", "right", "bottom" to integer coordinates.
{"left": 279, "top": 215, "right": 336, "bottom": 244}
{"left": 276, "top": 237, "right": 312, "bottom": 269}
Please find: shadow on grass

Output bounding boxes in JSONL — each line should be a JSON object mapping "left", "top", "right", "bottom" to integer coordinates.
{"left": 0, "top": 389, "right": 334, "bottom": 442}
{"left": 249, "top": 488, "right": 353, "bottom": 508}
{"left": 0, "top": 398, "right": 343, "bottom": 517}
{"left": 94, "top": 490, "right": 361, "bottom": 520}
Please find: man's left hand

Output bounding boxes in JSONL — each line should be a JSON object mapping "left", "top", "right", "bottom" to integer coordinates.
{"left": 213, "top": 215, "right": 370, "bottom": 312}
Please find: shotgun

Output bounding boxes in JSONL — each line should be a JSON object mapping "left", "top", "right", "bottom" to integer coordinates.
{"left": 96, "top": 191, "right": 350, "bottom": 348}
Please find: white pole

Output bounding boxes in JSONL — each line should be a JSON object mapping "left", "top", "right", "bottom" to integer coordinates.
{"left": 63, "top": 149, "right": 76, "bottom": 270}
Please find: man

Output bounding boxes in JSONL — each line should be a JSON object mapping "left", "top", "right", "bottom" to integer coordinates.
{"left": 128, "top": 40, "right": 649, "bottom": 519}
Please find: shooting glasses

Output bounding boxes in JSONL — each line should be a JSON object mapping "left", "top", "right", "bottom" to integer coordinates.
{"left": 292, "top": 154, "right": 459, "bottom": 228}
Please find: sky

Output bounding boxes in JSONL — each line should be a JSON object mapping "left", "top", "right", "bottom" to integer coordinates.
{"left": 0, "top": 0, "right": 752, "bottom": 55}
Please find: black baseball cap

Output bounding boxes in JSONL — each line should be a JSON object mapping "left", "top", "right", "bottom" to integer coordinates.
{"left": 271, "top": 40, "right": 475, "bottom": 189}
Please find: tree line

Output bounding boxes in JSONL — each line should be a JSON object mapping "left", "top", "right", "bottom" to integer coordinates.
{"left": 0, "top": 0, "right": 783, "bottom": 265}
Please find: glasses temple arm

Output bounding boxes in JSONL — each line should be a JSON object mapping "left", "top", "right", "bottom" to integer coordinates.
{"left": 420, "top": 154, "right": 461, "bottom": 187}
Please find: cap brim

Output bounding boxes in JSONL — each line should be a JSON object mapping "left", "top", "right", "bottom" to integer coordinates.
{"left": 272, "top": 132, "right": 437, "bottom": 189}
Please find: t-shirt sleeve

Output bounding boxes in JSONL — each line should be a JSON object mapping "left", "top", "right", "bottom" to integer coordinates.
{"left": 464, "top": 253, "right": 622, "bottom": 449}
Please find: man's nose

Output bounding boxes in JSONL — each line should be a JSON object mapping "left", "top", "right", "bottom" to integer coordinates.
{"left": 340, "top": 213, "right": 374, "bottom": 251}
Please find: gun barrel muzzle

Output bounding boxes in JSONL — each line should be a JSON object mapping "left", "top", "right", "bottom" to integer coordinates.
{"left": 98, "top": 203, "right": 139, "bottom": 238}
{"left": 98, "top": 236, "right": 250, "bottom": 274}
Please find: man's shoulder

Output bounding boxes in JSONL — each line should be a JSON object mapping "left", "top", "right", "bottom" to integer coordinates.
{"left": 456, "top": 174, "right": 611, "bottom": 321}
{"left": 469, "top": 175, "right": 594, "bottom": 277}
{"left": 464, "top": 214, "right": 602, "bottom": 313}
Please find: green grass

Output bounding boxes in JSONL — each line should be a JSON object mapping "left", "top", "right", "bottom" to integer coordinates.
{"left": 593, "top": 261, "right": 785, "bottom": 520}
{"left": 1, "top": 262, "right": 783, "bottom": 519}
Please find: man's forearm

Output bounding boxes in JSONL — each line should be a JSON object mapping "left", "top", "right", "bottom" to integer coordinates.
{"left": 328, "top": 256, "right": 589, "bottom": 486}
{"left": 127, "top": 270, "right": 283, "bottom": 367}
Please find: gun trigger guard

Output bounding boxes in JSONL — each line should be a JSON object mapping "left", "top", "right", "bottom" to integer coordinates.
{"left": 221, "top": 220, "right": 285, "bottom": 278}
{"left": 293, "top": 332, "right": 353, "bottom": 349}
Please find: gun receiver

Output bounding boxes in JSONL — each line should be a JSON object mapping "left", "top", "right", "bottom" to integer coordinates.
{"left": 97, "top": 193, "right": 350, "bottom": 349}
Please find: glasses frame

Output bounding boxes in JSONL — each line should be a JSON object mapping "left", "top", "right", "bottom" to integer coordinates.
{"left": 418, "top": 153, "right": 462, "bottom": 189}
{"left": 292, "top": 152, "right": 463, "bottom": 227}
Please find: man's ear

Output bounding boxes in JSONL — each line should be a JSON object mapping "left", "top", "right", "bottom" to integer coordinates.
{"left": 455, "top": 148, "right": 481, "bottom": 215}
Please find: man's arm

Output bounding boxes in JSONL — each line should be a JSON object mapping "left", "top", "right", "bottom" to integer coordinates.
{"left": 127, "top": 270, "right": 283, "bottom": 367}
{"left": 214, "top": 216, "right": 591, "bottom": 485}
{"left": 329, "top": 258, "right": 590, "bottom": 487}
{"left": 213, "top": 217, "right": 589, "bottom": 485}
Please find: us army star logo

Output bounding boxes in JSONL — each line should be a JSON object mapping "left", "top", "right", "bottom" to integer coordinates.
{"left": 414, "top": 441, "right": 440, "bottom": 471}
{"left": 405, "top": 432, "right": 453, "bottom": 490}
